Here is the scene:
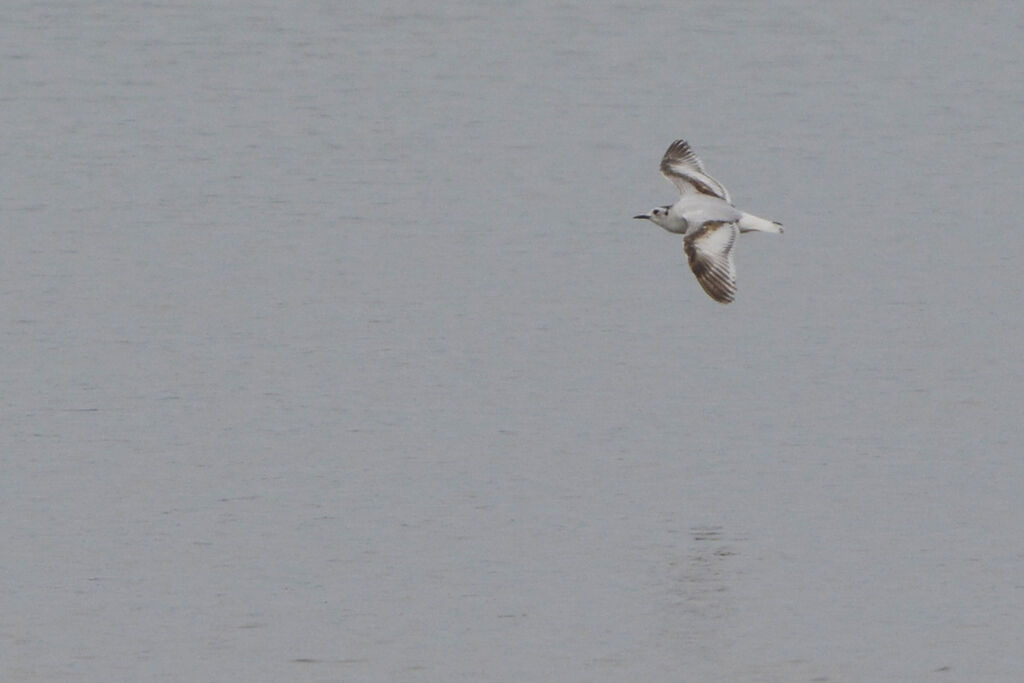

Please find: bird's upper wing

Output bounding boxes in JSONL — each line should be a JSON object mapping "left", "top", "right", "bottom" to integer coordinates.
{"left": 659, "top": 139, "right": 732, "bottom": 204}
{"left": 683, "top": 220, "right": 738, "bottom": 304}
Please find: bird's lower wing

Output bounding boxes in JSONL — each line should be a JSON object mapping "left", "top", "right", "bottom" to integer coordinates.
{"left": 683, "top": 221, "right": 738, "bottom": 304}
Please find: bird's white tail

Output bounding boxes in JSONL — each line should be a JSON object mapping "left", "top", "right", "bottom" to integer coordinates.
{"left": 738, "top": 212, "right": 784, "bottom": 234}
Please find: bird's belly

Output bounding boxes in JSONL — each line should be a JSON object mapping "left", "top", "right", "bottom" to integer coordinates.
{"left": 667, "top": 196, "right": 740, "bottom": 235}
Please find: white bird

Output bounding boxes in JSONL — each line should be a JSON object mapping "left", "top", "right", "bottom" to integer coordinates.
{"left": 634, "top": 139, "right": 782, "bottom": 304}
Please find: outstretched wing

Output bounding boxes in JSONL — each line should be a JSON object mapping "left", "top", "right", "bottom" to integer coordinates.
{"left": 683, "top": 220, "right": 738, "bottom": 304}
{"left": 659, "top": 139, "right": 732, "bottom": 203}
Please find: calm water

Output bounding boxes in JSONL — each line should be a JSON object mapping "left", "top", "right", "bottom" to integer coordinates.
{"left": 4, "top": 1, "right": 1023, "bottom": 681}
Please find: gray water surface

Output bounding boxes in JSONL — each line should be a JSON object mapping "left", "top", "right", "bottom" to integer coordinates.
{"left": 4, "top": 1, "right": 1023, "bottom": 681}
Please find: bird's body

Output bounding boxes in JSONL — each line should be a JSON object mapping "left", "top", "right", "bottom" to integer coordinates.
{"left": 634, "top": 139, "right": 783, "bottom": 303}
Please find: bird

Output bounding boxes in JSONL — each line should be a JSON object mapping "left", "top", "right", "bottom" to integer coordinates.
{"left": 634, "top": 139, "right": 782, "bottom": 303}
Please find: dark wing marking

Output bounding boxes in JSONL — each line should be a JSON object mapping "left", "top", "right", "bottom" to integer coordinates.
{"left": 659, "top": 139, "right": 732, "bottom": 203}
{"left": 683, "top": 221, "right": 738, "bottom": 303}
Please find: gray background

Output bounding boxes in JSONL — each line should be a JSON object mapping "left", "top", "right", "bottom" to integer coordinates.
{"left": 4, "top": 1, "right": 1023, "bottom": 681}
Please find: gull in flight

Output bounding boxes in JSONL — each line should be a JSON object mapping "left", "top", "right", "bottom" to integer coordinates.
{"left": 634, "top": 139, "right": 783, "bottom": 303}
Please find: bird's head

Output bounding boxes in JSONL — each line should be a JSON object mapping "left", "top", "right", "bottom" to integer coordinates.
{"left": 633, "top": 205, "right": 673, "bottom": 229}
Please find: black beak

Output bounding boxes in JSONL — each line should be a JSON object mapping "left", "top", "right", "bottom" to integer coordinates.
{"left": 633, "top": 214, "right": 649, "bottom": 220}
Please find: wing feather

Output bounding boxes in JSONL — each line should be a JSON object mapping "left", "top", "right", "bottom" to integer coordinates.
{"left": 683, "top": 221, "right": 738, "bottom": 303}
{"left": 659, "top": 139, "right": 732, "bottom": 203}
